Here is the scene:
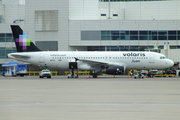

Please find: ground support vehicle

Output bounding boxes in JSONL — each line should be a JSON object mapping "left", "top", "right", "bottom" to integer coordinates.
{"left": 1, "top": 62, "right": 27, "bottom": 77}
{"left": 67, "top": 73, "right": 78, "bottom": 78}
{"left": 39, "top": 69, "right": 51, "bottom": 78}
{"left": 134, "top": 72, "right": 144, "bottom": 79}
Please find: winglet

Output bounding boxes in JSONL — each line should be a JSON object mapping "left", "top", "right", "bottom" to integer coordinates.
{"left": 11, "top": 25, "right": 41, "bottom": 52}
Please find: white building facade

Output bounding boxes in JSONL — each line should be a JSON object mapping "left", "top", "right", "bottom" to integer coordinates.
{"left": 0, "top": 0, "right": 25, "bottom": 63}
{"left": 0, "top": 0, "right": 180, "bottom": 63}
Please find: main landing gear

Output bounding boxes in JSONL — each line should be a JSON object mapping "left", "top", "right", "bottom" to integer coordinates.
{"left": 92, "top": 73, "right": 97, "bottom": 78}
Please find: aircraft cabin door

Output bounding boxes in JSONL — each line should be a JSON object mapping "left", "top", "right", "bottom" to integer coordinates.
{"left": 149, "top": 53, "right": 155, "bottom": 63}
{"left": 39, "top": 53, "right": 45, "bottom": 63}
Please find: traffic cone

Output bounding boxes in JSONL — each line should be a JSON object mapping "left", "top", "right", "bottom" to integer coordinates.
{"left": 6, "top": 76, "right": 7, "bottom": 78}
{"left": 87, "top": 77, "right": 88, "bottom": 79}
{"left": 114, "top": 76, "right": 115, "bottom": 78}
{"left": 127, "top": 76, "right": 129, "bottom": 78}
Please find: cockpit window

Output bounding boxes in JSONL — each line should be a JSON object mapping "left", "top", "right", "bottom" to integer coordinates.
{"left": 160, "top": 56, "right": 166, "bottom": 59}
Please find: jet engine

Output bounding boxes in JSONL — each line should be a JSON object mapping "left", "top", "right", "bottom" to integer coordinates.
{"left": 103, "top": 66, "right": 125, "bottom": 75}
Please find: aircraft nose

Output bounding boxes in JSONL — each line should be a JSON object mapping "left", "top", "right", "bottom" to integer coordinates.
{"left": 168, "top": 59, "right": 174, "bottom": 67}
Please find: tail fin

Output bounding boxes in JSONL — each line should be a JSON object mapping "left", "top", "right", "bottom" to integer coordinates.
{"left": 11, "top": 25, "right": 41, "bottom": 52}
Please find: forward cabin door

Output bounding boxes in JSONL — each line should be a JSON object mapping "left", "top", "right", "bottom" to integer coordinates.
{"left": 149, "top": 53, "right": 155, "bottom": 63}
{"left": 39, "top": 53, "right": 45, "bottom": 63}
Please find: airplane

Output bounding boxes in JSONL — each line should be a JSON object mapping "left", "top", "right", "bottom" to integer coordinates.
{"left": 8, "top": 25, "right": 174, "bottom": 78}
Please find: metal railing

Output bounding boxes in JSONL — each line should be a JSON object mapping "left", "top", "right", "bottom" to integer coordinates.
{"left": 64, "top": 70, "right": 90, "bottom": 76}
{"left": 27, "top": 71, "right": 58, "bottom": 76}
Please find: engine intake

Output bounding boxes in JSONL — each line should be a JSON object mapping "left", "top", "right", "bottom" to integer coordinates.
{"left": 104, "top": 66, "right": 125, "bottom": 75}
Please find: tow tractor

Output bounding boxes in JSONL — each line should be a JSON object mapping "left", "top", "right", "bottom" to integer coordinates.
{"left": 67, "top": 73, "right": 78, "bottom": 78}
{"left": 134, "top": 72, "right": 144, "bottom": 79}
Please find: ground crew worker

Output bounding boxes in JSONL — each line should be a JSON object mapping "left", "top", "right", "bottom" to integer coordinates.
{"left": 71, "top": 65, "right": 74, "bottom": 77}
{"left": 77, "top": 71, "right": 79, "bottom": 78}
{"left": 147, "top": 70, "right": 150, "bottom": 78}
{"left": 39, "top": 67, "right": 42, "bottom": 71}
{"left": 130, "top": 69, "right": 133, "bottom": 76}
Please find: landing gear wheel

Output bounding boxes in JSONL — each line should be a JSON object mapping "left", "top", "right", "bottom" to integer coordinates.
{"left": 92, "top": 73, "right": 97, "bottom": 78}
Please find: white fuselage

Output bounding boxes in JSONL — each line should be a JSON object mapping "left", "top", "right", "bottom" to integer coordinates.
{"left": 8, "top": 51, "right": 174, "bottom": 71}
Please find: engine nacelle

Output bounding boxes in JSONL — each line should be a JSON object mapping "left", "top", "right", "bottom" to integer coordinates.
{"left": 104, "top": 66, "right": 125, "bottom": 75}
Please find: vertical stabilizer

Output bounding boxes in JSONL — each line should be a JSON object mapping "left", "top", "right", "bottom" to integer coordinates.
{"left": 11, "top": 25, "right": 41, "bottom": 52}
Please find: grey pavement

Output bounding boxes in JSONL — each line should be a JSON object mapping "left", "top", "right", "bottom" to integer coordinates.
{"left": 0, "top": 75, "right": 180, "bottom": 120}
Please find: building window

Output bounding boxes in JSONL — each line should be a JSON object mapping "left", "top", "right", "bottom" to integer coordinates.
{"left": 130, "top": 46, "right": 138, "bottom": 51}
{"left": 99, "top": 0, "right": 168, "bottom": 2}
{"left": 130, "top": 36, "right": 138, "bottom": 40}
{"left": 87, "top": 46, "right": 105, "bottom": 51}
{"left": 111, "top": 31, "right": 120, "bottom": 40}
{"left": 0, "top": 33, "right": 14, "bottom": 42}
{"left": 158, "top": 31, "right": 167, "bottom": 40}
{"left": 139, "top": 31, "right": 148, "bottom": 40}
{"left": 81, "top": 30, "right": 179, "bottom": 41}
{"left": 113, "top": 14, "right": 118, "bottom": 16}
{"left": 101, "top": 14, "right": 106, "bottom": 16}
{"left": 168, "top": 31, "right": 177, "bottom": 40}
{"left": 0, "top": 47, "right": 16, "bottom": 58}
{"left": 101, "top": 31, "right": 110, "bottom": 40}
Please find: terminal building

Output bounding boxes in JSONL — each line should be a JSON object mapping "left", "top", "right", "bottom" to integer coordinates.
{"left": 0, "top": 0, "right": 180, "bottom": 66}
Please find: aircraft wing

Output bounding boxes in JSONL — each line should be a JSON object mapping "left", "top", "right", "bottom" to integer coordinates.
{"left": 76, "top": 58, "right": 127, "bottom": 68}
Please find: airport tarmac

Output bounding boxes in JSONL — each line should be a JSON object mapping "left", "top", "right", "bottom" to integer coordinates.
{"left": 0, "top": 75, "right": 180, "bottom": 120}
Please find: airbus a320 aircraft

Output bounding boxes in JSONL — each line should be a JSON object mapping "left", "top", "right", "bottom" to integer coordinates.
{"left": 8, "top": 25, "right": 174, "bottom": 78}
